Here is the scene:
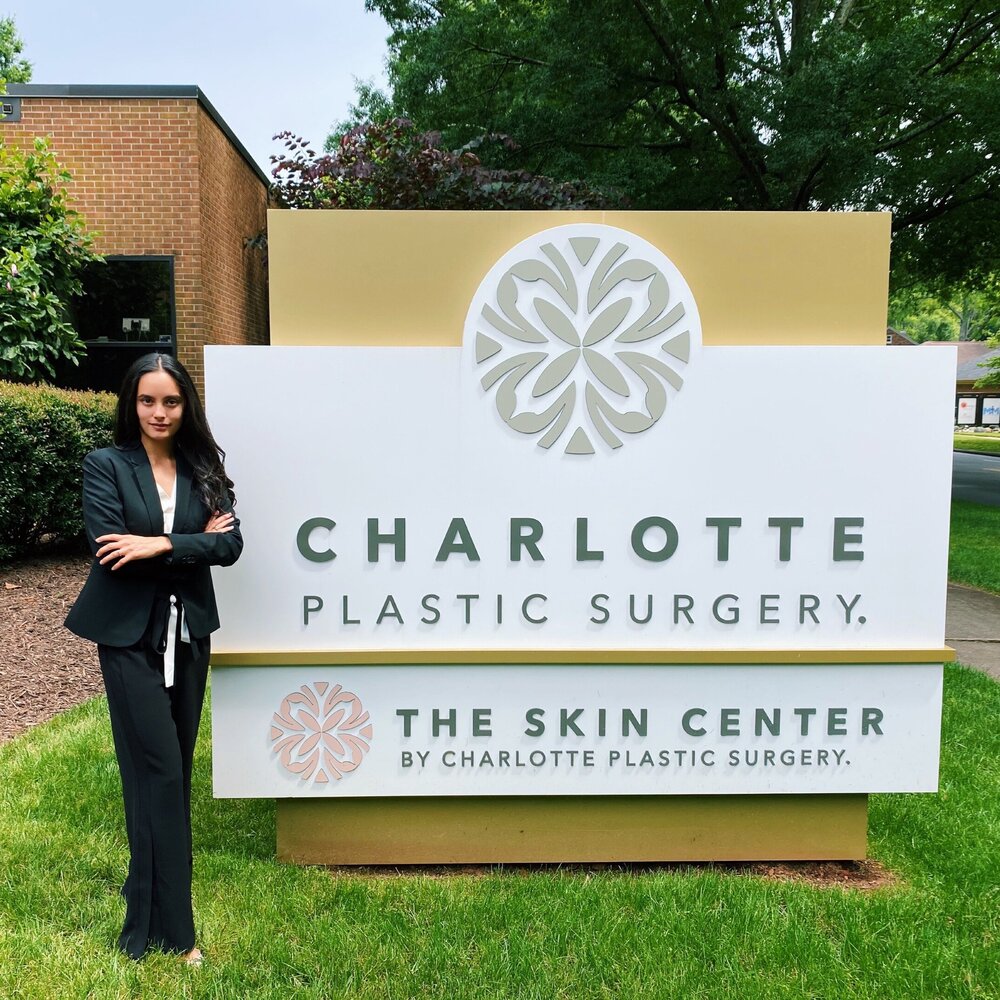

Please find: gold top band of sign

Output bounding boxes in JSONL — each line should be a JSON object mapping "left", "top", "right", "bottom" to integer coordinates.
{"left": 267, "top": 210, "right": 891, "bottom": 348}
{"left": 211, "top": 647, "right": 953, "bottom": 666}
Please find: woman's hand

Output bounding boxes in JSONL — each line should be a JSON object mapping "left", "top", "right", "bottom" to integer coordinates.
{"left": 204, "top": 511, "right": 235, "bottom": 534}
{"left": 96, "top": 533, "right": 172, "bottom": 570}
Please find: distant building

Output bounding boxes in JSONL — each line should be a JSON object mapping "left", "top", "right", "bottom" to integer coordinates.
{"left": 919, "top": 340, "right": 1000, "bottom": 427}
{"left": 954, "top": 342, "right": 1000, "bottom": 394}
{"left": 2, "top": 84, "right": 270, "bottom": 392}
{"left": 886, "top": 326, "right": 915, "bottom": 346}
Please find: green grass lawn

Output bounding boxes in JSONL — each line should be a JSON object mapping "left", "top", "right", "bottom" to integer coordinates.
{"left": 954, "top": 433, "right": 1000, "bottom": 455}
{"left": 1, "top": 664, "right": 998, "bottom": 1000}
{"left": 2, "top": 503, "right": 997, "bottom": 998}
{"left": 950, "top": 500, "right": 1000, "bottom": 594}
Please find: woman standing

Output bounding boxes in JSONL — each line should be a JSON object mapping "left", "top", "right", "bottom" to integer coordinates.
{"left": 65, "top": 352, "right": 242, "bottom": 964}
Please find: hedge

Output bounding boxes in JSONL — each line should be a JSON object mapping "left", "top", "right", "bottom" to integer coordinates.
{"left": 0, "top": 381, "right": 115, "bottom": 563}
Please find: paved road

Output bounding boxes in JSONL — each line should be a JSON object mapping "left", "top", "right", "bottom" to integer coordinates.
{"left": 952, "top": 451, "right": 1000, "bottom": 506}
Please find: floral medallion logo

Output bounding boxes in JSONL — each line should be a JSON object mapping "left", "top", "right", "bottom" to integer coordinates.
{"left": 467, "top": 224, "right": 700, "bottom": 454}
{"left": 270, "top": 682, "right": 372, "bottom": 784}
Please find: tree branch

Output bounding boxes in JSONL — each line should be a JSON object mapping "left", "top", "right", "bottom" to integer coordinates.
{"left": 790, "top": 0, "right": 823, "bottom": 61}
{"left": 767, "top": 0, "right": 788, "bottom": 68}
{"left": 466, "top": 43, "right": 550, "bottom": 69}
{"left": 519, "top": 136, "right": 688, "bottom": 154}
{"left": 896, "top": 188, "right": 994, "bottom": 229}
{"left": 874, "top": 111, "right": 959, "bottom": 154}
{"left": 628, "top": 0, "right": 773, "bottom": 205}
{"left": 939, "top": 21, "right": 1000, "bottom": 75}
{"left": 621, "top": 86, "right": 700, "bottom": 151}
{"left": 944, "top": 301, "right": 962, "bottom": 322}
{"left": 703, "top": 0, "right": 730, "bottom": 94}
{"left": 792, "top": 153, "right": 828, "bottom": 209}
{"left": 835, "top": 0, "right": 856, "bottom": 27}
{"left": 920, "top": 5, "right": 995, "bottom": 74}
{"left": 580, "top": 139, "right": 689, "bottom": 152}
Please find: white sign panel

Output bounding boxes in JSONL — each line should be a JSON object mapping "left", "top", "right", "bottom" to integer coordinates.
{"left": 205, "top": 345, "right": 954, "bottom": 652}
{"left": 212, "top": 664, "right": 943, "bottom": 797}
{"left": 982, "top": 398, "right": 1000, "bottom": 425}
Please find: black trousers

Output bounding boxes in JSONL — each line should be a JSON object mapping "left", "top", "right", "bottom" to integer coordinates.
{"left": 98, "top": 617, "right": 209, "bottom": 959}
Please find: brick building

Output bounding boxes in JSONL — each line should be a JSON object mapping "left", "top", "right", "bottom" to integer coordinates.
{"left": 885, "top": 326, "right": 915, "bottom": 346}
{"left": 1, "top": 84, "right": 269, "bottom": 391}
{"left": 913, "top": 340, "right": 1000, "bottom": 427}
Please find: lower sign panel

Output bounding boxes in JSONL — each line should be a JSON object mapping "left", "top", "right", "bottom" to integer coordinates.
{"left": 211, "top": 663, "right": 942, "bottom": 798}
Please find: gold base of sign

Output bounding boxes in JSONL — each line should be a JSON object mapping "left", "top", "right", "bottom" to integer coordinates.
{"left": 276, "top": 795, "right": 867, "bottom": 865}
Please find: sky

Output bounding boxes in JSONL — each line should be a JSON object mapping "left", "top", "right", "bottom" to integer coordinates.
{"left": 3, "top": 0, "right": 391, "bottom": 173}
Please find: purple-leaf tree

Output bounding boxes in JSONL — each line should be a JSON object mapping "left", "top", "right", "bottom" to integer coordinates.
{"left": 270, "top": 119, "right": 617, "bottom": 211}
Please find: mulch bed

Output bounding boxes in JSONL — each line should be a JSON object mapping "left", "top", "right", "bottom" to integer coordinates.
{"left": 0, "top": 553, "right": 101, "bottom": 744}
{"left": 330, "top": 858, "right": 897, "bottom": 890}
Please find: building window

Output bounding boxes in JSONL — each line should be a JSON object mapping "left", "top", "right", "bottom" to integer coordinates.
{"left": 57, "top": 256, "right": 176, "bottom": 393}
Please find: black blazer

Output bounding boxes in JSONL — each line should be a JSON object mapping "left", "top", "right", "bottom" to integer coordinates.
{"left": 65, "top": 445, "right": 243, "bottom": 647}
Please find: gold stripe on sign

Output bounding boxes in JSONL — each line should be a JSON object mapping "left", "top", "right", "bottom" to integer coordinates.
{"left": 211, "top": 647, "right": 954, "bottom": 666}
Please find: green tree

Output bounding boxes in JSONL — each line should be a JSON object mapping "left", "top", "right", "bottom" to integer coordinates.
{"left": 360, "top": 0, "right": 1000, "bottom": 288}
{"left": 0, "top": 15, "right": 31, "bottom": 88}
{"left": 889, "top": 290, "right": 956, "bottom": 341}
{"left": 975, "top": 349, "right": 1000, "bottom": 387}
{"left": 945, "top": 286, "right": 1000, "bottom": 341}
{"left": 0, "top": 137, "right": 102, "bottom": 381}
{"left": 891, "top": 281, "right": 1000, "bottom": 342}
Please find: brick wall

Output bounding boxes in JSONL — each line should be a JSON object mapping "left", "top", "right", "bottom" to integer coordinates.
{"left": 1, "top": 94, "right": 269, "bottom": 390}
{"left": 196, "top": 105, "right": 269, "bottom": 370}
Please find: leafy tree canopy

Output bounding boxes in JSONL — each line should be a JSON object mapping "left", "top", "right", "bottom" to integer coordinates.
{"left": 358, "top": 0, "right": 1000, "bottom": 288}
{"left": 0, "top": 16, "right": 31, "bottom": 88}
{"left": 890, "top": 281, "right": 1000, "bottom": 341}
{"left": 975, "top": 351, "right": 1000, "bottom": 387}
{"left": 272, "top": 119, "right": 613, "bottom": 209}
{"left": 0, "top": 137, "right": 102, "bottom": 381}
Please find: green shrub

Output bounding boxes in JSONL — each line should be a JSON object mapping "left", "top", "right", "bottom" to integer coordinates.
{"left": 0, "top": 380, "right": 115, "bottom": 562}
{"left": 0, "top": 137, "right": 103, "bottom": 382}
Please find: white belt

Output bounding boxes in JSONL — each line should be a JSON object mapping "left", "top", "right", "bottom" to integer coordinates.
{"left": 163, "top": 594, "right": 190, "bottom": 688}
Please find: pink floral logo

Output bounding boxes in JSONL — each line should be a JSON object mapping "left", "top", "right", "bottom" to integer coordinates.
{"left": 270, "top": 682, "right": 373, "bottom": 784}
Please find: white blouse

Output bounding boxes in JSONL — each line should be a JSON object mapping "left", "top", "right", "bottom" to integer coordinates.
{"left": 157, "top": 476, "right": 189, "bottom": 687}
{"left": 157, "top": 478, "right": 176, "bottom": 533}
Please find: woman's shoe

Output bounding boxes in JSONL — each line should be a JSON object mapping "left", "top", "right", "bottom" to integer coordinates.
{"left": 181, "top": 948, "right": 203, "bottom": 967}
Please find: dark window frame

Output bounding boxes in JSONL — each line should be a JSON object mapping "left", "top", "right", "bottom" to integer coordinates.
{"left": 78, "top": 254, "right": 177, "bottom": 351}
{"left": 53, "top": 255, "right": 179, "bottom": 392}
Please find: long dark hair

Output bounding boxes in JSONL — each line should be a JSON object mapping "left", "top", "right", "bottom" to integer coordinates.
{"left": 114, "top": 352, "right": 236, "bottom": 510}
